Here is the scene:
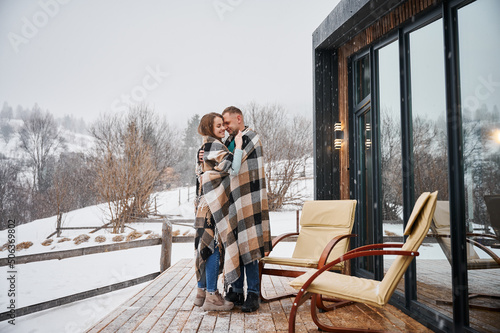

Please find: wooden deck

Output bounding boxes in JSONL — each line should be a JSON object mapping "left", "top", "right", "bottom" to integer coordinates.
{"left": 86, "top": 259, "right": 433, "bottom": 332}
{"left": 391, "top": 259, "right": 500, "bottom": 333}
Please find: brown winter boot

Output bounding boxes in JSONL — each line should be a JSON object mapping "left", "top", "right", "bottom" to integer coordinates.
{"left": 202, "top": 291, "right": 234, "bottom": 311}
{"left": 194, "top": 288, "right": 206, "bottom": 307}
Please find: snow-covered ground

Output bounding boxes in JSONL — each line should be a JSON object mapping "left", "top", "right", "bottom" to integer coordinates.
{"left": 1, "top": 179, "right": 498, "bottom": 333}
{"left": 0, "top": 184, "right": 307, "bottom": 333}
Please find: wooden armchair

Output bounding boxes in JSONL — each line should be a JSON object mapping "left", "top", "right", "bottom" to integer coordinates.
{"left": 288, "top": 191, "right": 438, "bottom": 333}
{"left": 431, "top": 200, "right": 500, "bottom": 310}
{"left": 259, "top": 200, "right": 356, "bottom": 308}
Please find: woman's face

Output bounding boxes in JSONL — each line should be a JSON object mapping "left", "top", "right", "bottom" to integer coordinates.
{"left": 212, "top": 116, "right": 226, "bottom": 139}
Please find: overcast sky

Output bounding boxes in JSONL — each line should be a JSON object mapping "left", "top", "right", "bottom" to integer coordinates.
{"left": 0, "top": 0, "right": 340, "bottom": 126}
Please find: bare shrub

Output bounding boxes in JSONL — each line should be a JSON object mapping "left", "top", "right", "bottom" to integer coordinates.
{"left": 126, "top": 230, "right": 143, "bottom": 241}
{"left": 146, "top": 233, "right": 160, "bottom": 239}
{"left": 245, "top": 102, "right": 312, "bottom": 210}
{"left": 41, "top": 239, "right": 53, "bottom": 246}
{"left": 95, "top": 235, "right": 106, "bottom": 243}
{"left": 16, "top": 241, "right": 33, "bottom": 250}
{"left": 58, "top": 237, "right": 71, "bottom": 243}
{"left": 112, "top": 235, "right": 125, "bottom": 242}
{"left": 73, "top": 234, "right": 90, "bottom": 245}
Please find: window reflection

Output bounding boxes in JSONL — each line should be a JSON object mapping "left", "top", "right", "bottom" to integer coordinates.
{"left": 355, "top": 54, "right": 371, "bottom": 105}
{"left": 458, "top": 0, "right": 500, "bottom": 330}
{"left": 409, "top": 19, "right": 448, "bottom": 200}
{"left": 409, "top": 17, "right": 454, "bottom": 322}
{"left": 378, "top": 41, "right": 403, "bottom": 225}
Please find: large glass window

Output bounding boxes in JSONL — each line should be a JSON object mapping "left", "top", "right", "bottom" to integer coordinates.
{"left": 355, "top": 54, "right": 371, "bottom": 105}
{"left": 409, "top": 19, "right": 449, "bottom": 200}
{"left": 458, "top": 0, "right": 500, "bottom": 331}
{"left": 378, "top": 41, "right": 403, "bottom": 225}
{"left": 409, "top": 17, "right": 454, "bottom": 320}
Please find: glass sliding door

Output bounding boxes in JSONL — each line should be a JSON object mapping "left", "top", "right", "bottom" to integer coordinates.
{"left": 352, "top": 53, "right": 377, "bottom": 278}
{"left": 378, "top": 41, "right": 402, "bottom": 225}
{"left": 376, "top": 40, "right": 403, "bottom": 283}
{"left": 408, "top": 17, "right": 453, "bottom": 320}
{"left": 458, "top": 0, "right": 500, "bottom": 331}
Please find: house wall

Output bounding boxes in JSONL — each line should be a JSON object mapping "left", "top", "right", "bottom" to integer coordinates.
{"left": 336, "top": 0, "right": 439, "bottom": 199}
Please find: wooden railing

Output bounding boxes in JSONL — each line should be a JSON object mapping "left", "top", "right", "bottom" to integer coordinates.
{"left": 0, "top": 218, "right": 179, "bottom": 322}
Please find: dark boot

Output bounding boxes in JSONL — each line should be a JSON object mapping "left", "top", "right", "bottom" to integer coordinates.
{"left": 224, "top": 287, "right": 244, "bottom": 306}
{"left": 242, "top": 292, "right": 260, "bottom": 312}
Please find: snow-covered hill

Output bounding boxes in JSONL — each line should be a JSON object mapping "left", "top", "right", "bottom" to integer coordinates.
{"left": 0, "top": 118, "right": 95, "bottom": 160}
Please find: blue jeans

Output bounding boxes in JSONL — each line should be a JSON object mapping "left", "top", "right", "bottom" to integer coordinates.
{"left": 232, "top": 259, "right": 260, "bottom": 295}
{"left": 197, "top": 245, "right": 220, "bottom": 293}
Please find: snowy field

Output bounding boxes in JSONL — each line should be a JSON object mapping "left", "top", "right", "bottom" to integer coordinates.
{"left": 1, "top": 176, "right": 498, "bottom": 332}
{"left": 0, "top": 180, "right": 311, "bottom": 333}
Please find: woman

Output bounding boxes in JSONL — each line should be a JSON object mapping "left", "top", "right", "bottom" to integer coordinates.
{"left": 194, "top": 112, "right": 242, "bottom": 311}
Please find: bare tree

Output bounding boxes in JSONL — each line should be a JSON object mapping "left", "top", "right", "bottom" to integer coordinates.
{"left": 412, "top": 115, "right": 449, "bottom": 200}
{"left": 90, "top": 106, "right": 179, "bottom": 233}
{"left": 19, "top": 107, "right": 64, "bottom": 192}
{"left": 245, "top": 102, "right": 312, "bottom": 210}
{"left": 380, "top": 109, "right": 403, "bottom": 221}
{"left": 0, "top": 159, "right": 30, "bottom": 229}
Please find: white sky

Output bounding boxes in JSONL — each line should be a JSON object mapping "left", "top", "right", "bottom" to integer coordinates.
{"left": 0, "top": 0, "right": 340, "bottom": 127}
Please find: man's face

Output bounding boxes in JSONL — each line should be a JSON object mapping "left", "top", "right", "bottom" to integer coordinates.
{"left": 223, "top": 113, "right": 241, "bottom": 135}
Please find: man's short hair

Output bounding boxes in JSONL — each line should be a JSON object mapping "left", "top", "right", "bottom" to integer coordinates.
{"left": 222, "top": 106, "right": 243, "bottom": 120}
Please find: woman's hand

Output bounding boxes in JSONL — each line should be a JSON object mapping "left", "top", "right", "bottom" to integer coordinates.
{"left": 234, "top": 130, "right": 243, "bottom": 150}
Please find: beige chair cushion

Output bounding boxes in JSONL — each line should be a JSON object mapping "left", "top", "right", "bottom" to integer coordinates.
{"left": 431, "top": 201, "right": 498, "bottom": 269}
{"left": 260, "top": 256, "right": 318, "bottom": 268}
{"left": 292, "top": 200, "right": 356, "bottom": 263}
{"left": 291, "top": 192, "right": 438, "bottom": 307}
{"left": 260, "top": 256, "right": 342, "bottom": 270}
{"left": 289, "top": 269, "right": 384, "bottom": 307}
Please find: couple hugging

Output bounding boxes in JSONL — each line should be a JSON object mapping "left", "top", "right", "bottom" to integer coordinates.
{"left": 194, "top": 106, "right": 272, "bottom": 312}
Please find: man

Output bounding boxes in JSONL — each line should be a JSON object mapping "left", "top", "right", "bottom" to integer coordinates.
{"left": 200, "top": 106, "right": 272, "bottom": 312}
{"left": 221, "top": 106, "right": 271, "bottom": 312}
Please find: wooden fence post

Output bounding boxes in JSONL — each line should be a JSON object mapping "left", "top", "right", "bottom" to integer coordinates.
{"left": 160, "top": 218, "right": 172, "bottom": 272}
{"left": 296, "top": 210, "right": 300, "bottom": 233}
{"left": 56, "top": 213, "right": 62, "bottom": 237}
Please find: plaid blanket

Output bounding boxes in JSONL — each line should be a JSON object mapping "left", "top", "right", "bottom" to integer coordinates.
{"left": 193, "top": 136, "right": 233, "bottom": 281}
{"left": 201, "top": 128, "right": 272, "bottom": 284}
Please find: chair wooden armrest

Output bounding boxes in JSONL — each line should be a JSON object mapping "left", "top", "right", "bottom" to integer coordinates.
{"left": 271, "top": 232, "right": 299, "bottom": 248}
{"left": 467, "top": 233, "right": 499, "bottom": 241}
{"left": 263, "top": 232, "right": 300, "bottom": 257}
{"left": 317, "top": 234, "right": 357, "bottom": 267}
{"left": 430, "top": 232, "right": 500, "bottom": 264}
{"left": 310, "top": 244, "right": 417, "bottom": 281}
{"left": 466, "top": 237, "right": 500, "bottom": 265}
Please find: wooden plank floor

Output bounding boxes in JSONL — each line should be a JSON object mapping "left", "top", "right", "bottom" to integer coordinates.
{"left": 86, "top": 259, "right": 433, "bottom": 332}
{"left": 388, "top": 259, "right": 500, "bottom": 333}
